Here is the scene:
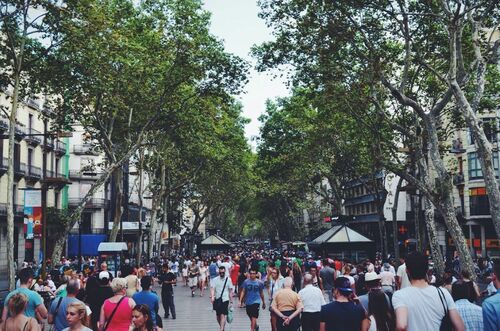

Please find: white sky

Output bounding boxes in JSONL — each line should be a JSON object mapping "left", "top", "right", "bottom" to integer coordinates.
{"left": 202, "top": 0, "right": 289, "bottom": 147}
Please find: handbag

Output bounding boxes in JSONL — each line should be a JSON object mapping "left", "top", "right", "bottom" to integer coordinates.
{"left": 437, "top": 287, "right": 453, "bottom": 331}
{"left": 227, "top": 305, "right": 234, "bottom": 323}
{"left": 103, "top": 296, "right": 126, "bottom": 331}
{"left": 213, "top": 277, "right": 228, "bottom": 311}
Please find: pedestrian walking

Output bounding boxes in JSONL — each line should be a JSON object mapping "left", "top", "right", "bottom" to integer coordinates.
{"left": 482, "top": 258, "right": 500, "bottom": 331}
{"left": 132, "top": 276, "right": 160, "bottom": 327}
{"left": 271, "top": 277, "right": 303, "bottom": 331}
{"left": 1, "top": 268, "right": 47, "bottom": 324}
{"left": 210, "top": 265, "right": 234, "bottom": 331}
{"left": 452, "top": 281, "right": 483, "bottom": 331}
{"left": 319, "top": 259, "right": 335, "bottom": 302}
{"left": 269, "top": 267, "right": 285, "bottom": 331}
{"left": 158, "top": 263, "right": 176, "bottom": 319}
{"left": 240, "top": 268, "right": 266, "bottom": 331}
{"left": 98, "top": 278, "right": 136, "bottom": 331}
{"left": 188, "top": 259, "right": 200, "bottom": 297}
{"left": 319, "top": 276, "right": 369, "bottom": 331}
{"left": 48, "top": 280, "right": 87, "bottom": 331}
{"left": 299, "top": 274, "right": 325, "bottom": 331}
{"left": 63, "top": 301, "right": 92, "bottom": 331}
{"left": 307, "top": 264, "right": 323, "bottom": 292}
{"left": 2, "top": 293, "right": 40, "bottom": 331}
{"left": 367, "top": 290, "right": 395, "bottom": 331}
{"left": 131, "top": 304, "right": 163, "bottom": 331}
{"left": 358, "top": 272, "right": 390, "bottom": 312}
{"left": 379, "top": 263, "right": 395, "bottom": 298}
{"left": 392, "top": 252, "right": 465, "bottom": 331}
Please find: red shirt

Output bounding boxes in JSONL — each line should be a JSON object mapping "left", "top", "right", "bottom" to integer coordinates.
{"left": 230, "top": 264, "right": 240, "bottom": 285}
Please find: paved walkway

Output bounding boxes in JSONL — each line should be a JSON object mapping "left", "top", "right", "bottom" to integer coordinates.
{"left": 158, "top": 278, "right": 272, "bottom": 331}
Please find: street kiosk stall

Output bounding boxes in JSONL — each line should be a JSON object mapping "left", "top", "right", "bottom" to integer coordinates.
{"left": 198, "top": 234, "right": 231, "bottom": 256}
{"left": 97, "top": 242, "right": 128, "bottom": 277}
{"left": 308, "top": 225, "right": 375, "bottom": 261}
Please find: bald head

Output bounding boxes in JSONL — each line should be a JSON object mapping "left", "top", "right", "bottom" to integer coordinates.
{"left": 303, "top": 273, "right": 313, "bottom": 286}
{"left": 283, "top": 277, "right": 293, "bottom": 288}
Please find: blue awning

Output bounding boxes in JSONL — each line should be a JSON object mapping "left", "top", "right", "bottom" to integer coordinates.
{"left": 67, "top": 234, "right": 107, "bottom": 257}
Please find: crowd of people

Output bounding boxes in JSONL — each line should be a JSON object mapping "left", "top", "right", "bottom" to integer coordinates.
{"left": 0, "top": 251, "right": 498, "bottom": 331}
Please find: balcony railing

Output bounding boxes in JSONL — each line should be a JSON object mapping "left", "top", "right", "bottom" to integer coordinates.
{"left": 55, "top": 140, "right": 67, "bottom": 155}
{"left": 42, "top": 138, "right": 54, "bottom": 151}
{"left": 0, "top": 203, "right": 25, "bottom": 217}
{"left": 68, "top": 170, "right": 100, "bottom": 180}
{"left": 453, "top": 172, "right": 465, "bottom": 186}
{"left": 45, "top": 169, "right": 64, "bottom": 178}
{"left": 68, "top": 198, "right": 108, "bottom": 209}
{"left": 14, "top": 162, "right": 26, "bottom": 178}
{"left": 0, "top": 157, "right": 7, "bottom": 173}
{"left": 24, "top": 128, "right": 42, "bottom": 146}
{"left": 26, "top": 165, "right": 42, "bottom": 181}
{"left": 0, "top": 120, "right": 7, "bottom": 132}
{"left": 73, "top": 144, "right": 99, "bottom": 156}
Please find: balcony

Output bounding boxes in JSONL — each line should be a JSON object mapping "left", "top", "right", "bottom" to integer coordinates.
{"left": 42, "top": 138, "right": 54, "bottom": 151}
{"left": 25, "top": 165, "right": 42, "bottom": 182}
{"left": 68, "top": 170, "right": 100, "bottom": 181}
{"left": 450, "top": 139, "right": 466, "bottom": 154}
{"left": 68, "top": 198, "right": 108, "bottom": 209}
{"left": 0, "top": 203, "right": 24, "bottom": 217}
{"left": 24, "top": 128, "right": 42, "bottom": 146}
{"left": 45, "top": 169, "right": 64, "bottom": 178}
{"left": 55, "top": 140, "right": 67, "bottom": 156}
{"left": 14, "top": 126, "right": 25, "bottom": 141}
{"left": 453, "top": 172, "right": 465, "bottom": 186}
{"left": 73, "top": 144, "right": 99, "bottom": 156}
{"left": 14, "top": 162, "right": 26, "bottom": 179}
{"left": 0, "top": 120, "right": 7, "bottom": 132}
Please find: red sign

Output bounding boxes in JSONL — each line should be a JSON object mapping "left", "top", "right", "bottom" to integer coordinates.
{"left": 324, "top": 217, "right": 331, "bottom": 223}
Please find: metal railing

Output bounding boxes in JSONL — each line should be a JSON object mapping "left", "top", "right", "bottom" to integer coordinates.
{"left": 68, "top": 170, "right": 100, "bottom": 180}
{"left": 26, "top": 165, "right": 42, "bottom": 179}
{"left": 73, "top": 144, "right": 99, "bottom": 155}
{"left": 24, "top": 128, "right": 42, "bottom": 145}
{"left": 55, "top": 140, "right": 67, "bottom": 154}
{"left": 68, "top": 198, "right": 108, "bottom": 209}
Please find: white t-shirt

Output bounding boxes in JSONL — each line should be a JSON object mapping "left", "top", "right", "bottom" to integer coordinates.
{"left": 396, "top": 264, "right": 411, "bottom": 289}
{"left": 392, "top": 285, "right": 456, "bottom": 331}
{"left": 210, "top": 276, "right": 234, "bottom": 302}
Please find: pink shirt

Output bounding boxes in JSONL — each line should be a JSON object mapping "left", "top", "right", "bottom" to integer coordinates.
{"left": 103, "top": 297, "right": 133, "bottom": 331}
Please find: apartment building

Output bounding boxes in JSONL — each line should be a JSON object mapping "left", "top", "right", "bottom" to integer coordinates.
{"left": 0, "top": 91, "right": 68, "bottom": 276}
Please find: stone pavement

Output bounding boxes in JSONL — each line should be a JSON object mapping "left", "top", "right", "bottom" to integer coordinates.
{"left": 157, "top": 278, "right": 272, "bottom": 331}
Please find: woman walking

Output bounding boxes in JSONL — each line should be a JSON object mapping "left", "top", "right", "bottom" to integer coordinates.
{"left": 63, "top": 301, "right": 92, "bottom": 331}
{"left": 130, "top": 305, "right": 163, "bottom": 331}
{"left": 99, "top": 278, "right": 136, "bottom": 331}
{"left": 2, "top": 293, "right": 40, "bottom": 331}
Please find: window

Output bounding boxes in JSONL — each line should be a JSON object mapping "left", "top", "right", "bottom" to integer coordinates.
{"left": 27, "top": 149, "right": 33, "bottom": 167}
{"left": 470, "top": 118, "right": 498, "bottom": 144}
{"left": 468, "top": 152, "right": 499, "bottom": 179}
{"left": 28, "top": 114, "right": 33, "bottom": 131}
{"left": 470, "top": 187, "right": 490, "bottom": 215}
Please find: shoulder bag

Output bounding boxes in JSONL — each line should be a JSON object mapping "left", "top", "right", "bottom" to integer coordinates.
{"left": 48, "top": 297, "right": 63, "bottom": 331}
{"left": 213, "top": 277, "right": 228, "bottom": 311}
{"left": 437, "top": 287, "right": 453, "bottom": 331}
{"left": 103, "top": 296, "right": 126, "bottom": 331}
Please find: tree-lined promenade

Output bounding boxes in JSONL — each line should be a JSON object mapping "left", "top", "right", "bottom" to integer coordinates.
{"left": 0, "top": 0, "right": 499, "bottom": 296}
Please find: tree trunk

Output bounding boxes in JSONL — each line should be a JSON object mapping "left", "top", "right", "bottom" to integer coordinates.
{"left": 425, "top": 113, "right": 475, "bottom": 278}
{"left": 109, "top": 167, "right": 124, "bottom": 242}
{"left": 391, "top": 177, "right": 403, "bottom": 260}
{"left": 135, "top": 152, "right": 144, "bottom": 264}
{"left": 6, "top": 72, "right": 21, "bottom": 290}
{"left": 423, "top": 196, "right": 445, "bottom": 276}
{"left": 412, "top": 193, "right": 422, "bottom": 252}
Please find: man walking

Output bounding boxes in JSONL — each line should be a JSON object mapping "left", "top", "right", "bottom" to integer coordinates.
{"left": 48, "top": 280, "right": 86, "bottom": 331}
{"left": 210, "top": 265, "right": 234, "bottom": 331}
{"left": 319, "top": 259, "right": 335, "bottom": 302}
{"left": 240, "top": 268, "right": 266, "bottom": 331}
{"left": 133, "top": 276, "right": 160, "bottom": 326}
{"left": 392, "top": 252, "right": 465, "bottom": 331}
{"left": 483, "top": 258, "right": 499, "bottom": 331}
{"left": 271, "top": 277, "right": 303, "bottom": 331}
{"left": 299, "top": 274, "right": 325, "bottom": 331}
{"left": 2, "top": 268, "right": 47, "bottom": 323}
{"left": 158, "top": 263, "right": 176, "bottom": 319}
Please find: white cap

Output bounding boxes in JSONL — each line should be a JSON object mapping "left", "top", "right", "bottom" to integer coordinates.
{"left": 99, "top": 271, "right": 110, "bottom": 280}
{"left": 364, "top": 272, "right": 381, "bottom": 282}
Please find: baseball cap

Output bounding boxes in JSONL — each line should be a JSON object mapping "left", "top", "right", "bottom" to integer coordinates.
{"left": 99, "top": 271, "right": 110, "bottom": 280}
{"left": 334, "top": 277, "right": 353, "bottom": 293}
{"left": 364, "top": 272, "right": 381, "bottom": 282}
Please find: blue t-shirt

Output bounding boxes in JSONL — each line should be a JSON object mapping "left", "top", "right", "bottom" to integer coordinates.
{"left": 209, "top": 263, "right": 218, "bottom": 278}
{"left": 320, "top": 301, "right": 365, "bottom": 331}
{"left": 49, "top": 296, "right": 80, "bottom": 331}
{"left": 132, "top": 291, "right": 159, "bottom": 325}
{"left": 4, "top": 288, "right": 43, "bottom": 318}
{"left": 242, "top": 279, "right": 264, "bottom": 305}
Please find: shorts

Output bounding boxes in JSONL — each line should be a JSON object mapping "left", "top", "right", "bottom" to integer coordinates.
{"left": 188, "top": 276, "right": 198, "bottom": 287}
{"left": 213, "top": 300, "right": 229, "bottom": 316}
{"left": 246, "top": 303, "right": 260, "bottom": 319}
